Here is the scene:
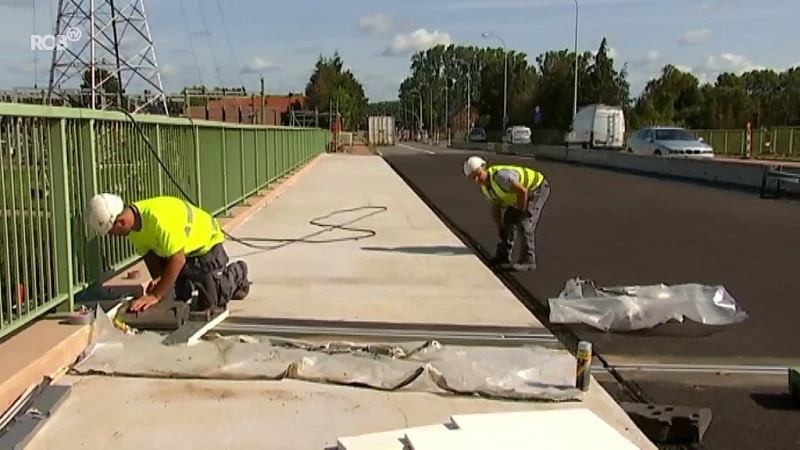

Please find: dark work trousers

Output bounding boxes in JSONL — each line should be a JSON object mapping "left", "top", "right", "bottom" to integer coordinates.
{"left": 152, "top": 244, "right": 247, "bottom": 310}
{"left": 496, "top": 180, "right": 551, "bottom": 264}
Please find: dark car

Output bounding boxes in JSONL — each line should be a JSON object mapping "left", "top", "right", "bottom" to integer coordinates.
{"left": 466, "top": 127, "right": 487, "bottom": 143}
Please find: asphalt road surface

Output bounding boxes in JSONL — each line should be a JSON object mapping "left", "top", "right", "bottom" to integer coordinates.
{"left": 380, "top": 142, "right": 800, "bottom": 450}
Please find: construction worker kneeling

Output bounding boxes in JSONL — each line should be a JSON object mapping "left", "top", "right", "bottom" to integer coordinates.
{"left": 463, "top": 156, "right": 550, "bottom": 271}
{"left": 86, "top": 193, "right": 252, "bottom": 313}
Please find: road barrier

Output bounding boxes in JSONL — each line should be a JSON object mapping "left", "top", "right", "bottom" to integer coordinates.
{"left": 0, "top": 103, "right": 331, "bottom": 339}
{"left": 449, "top": 142, "right": 800, "bottom": 196}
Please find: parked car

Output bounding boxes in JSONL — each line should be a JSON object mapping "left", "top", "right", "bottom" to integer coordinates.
{"left": 503, "top": 126, "right": 532, "bottom": 145}
{"left": 626, "top": 126, "right": 714, "bottom": 158}
{"left": 466, "top": 127, "right": 487, "bottom": 143}
{"left": 565, "top": 104, "right": 626, "bottom": 150}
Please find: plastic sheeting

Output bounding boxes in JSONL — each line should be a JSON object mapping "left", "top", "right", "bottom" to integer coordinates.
{"left": 548, "top": 277, "right": 748, "bottom": 332}
{"left": 72, "top": 308, "right": 583, "bottom": 402}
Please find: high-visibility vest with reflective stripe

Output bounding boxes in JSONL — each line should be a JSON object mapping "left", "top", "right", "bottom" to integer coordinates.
{"left": 480, "top": 165, "right": 545, "bottom": 207}
{"left": 128, "top": 196, "right": 224, "bottom": 258}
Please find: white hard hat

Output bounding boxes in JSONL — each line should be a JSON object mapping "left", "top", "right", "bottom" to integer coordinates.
{"left": 463, "top": 156, "right": 486, "bottom": 176}
{"left": 85, "top": 193, "right": 125, "bottom": 235}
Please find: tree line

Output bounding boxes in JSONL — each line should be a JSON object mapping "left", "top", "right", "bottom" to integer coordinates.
{"left": 395, "top": 40, "right": 800, "bottom": 133}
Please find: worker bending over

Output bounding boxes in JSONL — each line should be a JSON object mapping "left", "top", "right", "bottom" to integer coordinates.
{"left": 463, "top": 156, "right": 550, "bottom": 271}
{"left": 86, "top": 193, "right": 251, "bottom": 313}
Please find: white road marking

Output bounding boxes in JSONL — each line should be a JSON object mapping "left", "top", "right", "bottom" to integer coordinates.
{"left": 397, "top": 143, "right": 436, "bottom": 155}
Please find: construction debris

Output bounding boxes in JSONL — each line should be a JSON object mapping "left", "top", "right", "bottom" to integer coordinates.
{"left": 71, "top": 310, "right": 583, "bottom": 402}
{"left": 548, "top": 277, "right": 748, "bottom": 332}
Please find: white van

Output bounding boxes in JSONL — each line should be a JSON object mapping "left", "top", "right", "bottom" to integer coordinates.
{"left": 565, "top": 104, "right": 626, "bottom": 150}
{"left": 503, "top": 125, "right": 532, "bottom": 144}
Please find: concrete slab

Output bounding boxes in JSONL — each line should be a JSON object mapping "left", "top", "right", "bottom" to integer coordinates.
{"left": 224, "top": 153, "right": 543, "bottom": 329}
{"left": 0, "top": 319, "right": 90, "bottom": 414}
{"left": 25, "top": 376, "right": 655, "bottom": 450}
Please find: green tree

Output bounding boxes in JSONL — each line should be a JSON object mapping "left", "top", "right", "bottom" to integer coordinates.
{"left": 397, "top": 38, "right": 628, "bottom": 136}
{"left": 304, "top": 51, "right": 369, "bottom": 130}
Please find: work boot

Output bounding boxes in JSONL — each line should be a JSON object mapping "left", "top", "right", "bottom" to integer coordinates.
{"left": 232, "top": 261, "right": 251, "bottom": 300}
{"left": 512, "top": 259, "right": 536, "bottom": 272}
{"left": 488, "top": 253, "right": 511, "bottom": 269}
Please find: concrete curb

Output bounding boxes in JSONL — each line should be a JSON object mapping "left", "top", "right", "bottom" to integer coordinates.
{"left": 450, "top": 142, "right": 800, "bottom": 195}
{"left": 0, "top": 154, "right": 323, "bottom": 415}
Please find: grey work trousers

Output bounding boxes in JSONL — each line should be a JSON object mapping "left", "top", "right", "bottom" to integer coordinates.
{"left": 496, "top": 180, "right": 551, "bottom": 263}
{"left": 151, "top": 244, "right": 248, "bottom": 310}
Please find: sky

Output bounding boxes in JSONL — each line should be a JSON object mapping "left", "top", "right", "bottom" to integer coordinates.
{"left": 0, "top": 0, "right": 798, "bottom": 102}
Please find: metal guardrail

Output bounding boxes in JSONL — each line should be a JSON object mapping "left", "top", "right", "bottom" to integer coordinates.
{"left": 0, "top": 103, "right": 331, "bottom": 338}
{"left": 472, "top": 127, "right": 800, "bottom": 159}
{"left": 694, "top": 128, "right": 799, "bottom": 159}
{"left": 338, "top": 132, "right": 353, "bottom": 146}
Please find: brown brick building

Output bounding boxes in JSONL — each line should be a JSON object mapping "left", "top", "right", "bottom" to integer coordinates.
{"left": 448, "top": 104, "right": 480, "bottom": 136}
{"left": 185, "top": 94, "right": 306, "bottom": 125}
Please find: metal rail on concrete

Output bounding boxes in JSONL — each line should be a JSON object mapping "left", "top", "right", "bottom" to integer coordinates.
{"left": 213, "top": 319, "right": 559, "bottom": 348}
{"left": 603, "top": 363, "right": 787, "bottom": 376}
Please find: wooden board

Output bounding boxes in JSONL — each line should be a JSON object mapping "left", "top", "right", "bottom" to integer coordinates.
{"left": 161, "top": 309, "right": 230, "bottom": 346}
{"left": 336, "top": 424, "right": 451, "bottom": 450}
{"left": 448, "top": 409, "right": 639, "bottom": 449}
{"left": 404, "top": 427, "right": 534, "bottom": 450}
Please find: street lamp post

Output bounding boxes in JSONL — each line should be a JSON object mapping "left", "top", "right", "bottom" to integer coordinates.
{"left": 411, "top": 89, "right": 423, "bottom": 141}
{"left": 482, "top": 32, "right": 508, "bottom": 131}
{"left": 573, "top": 0, "right": 579, "bottom": 121}
{"left": 444, "top": 79, "right": 450, "bottom": 145}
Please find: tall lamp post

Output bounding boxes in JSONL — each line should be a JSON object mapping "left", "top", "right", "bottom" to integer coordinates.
{"left": 572, "top": 0, "right": 579, "bottom": 121}
{"left": 482, "top": 32, "right": 508, "bottom": 131}
{"left": 411, "top": 88, "right": 423, "bottom": 141}
{"left": 457, "top": 58, "right": 473, "bottom": 129}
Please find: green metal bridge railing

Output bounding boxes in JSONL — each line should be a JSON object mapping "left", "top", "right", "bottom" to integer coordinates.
{"left": 0, "top": 103, "right": 331, "bottom": 339}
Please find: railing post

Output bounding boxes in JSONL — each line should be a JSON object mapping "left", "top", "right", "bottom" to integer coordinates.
{"left": 723, "top": 130, "right": 728, "bottom": 156}
{"left": 239, "top": 129, "right": 246, "bottom": 202}
{"left": 220, "top": 128, "right": 229, "bottom": 215}
{"left": 254, "top": 128, "right": 260, "bottom": 190}
{"left": 50, "top": 118, "right": 75, "bottom": 313}
{"left": 192, "top": 122, "right": 202, "bottom": 207}
{"left": 79, "top": 119, "right": 102, "bottom": 283}
{"left": 155, "top": 124, "right": 164, "bottom": 194}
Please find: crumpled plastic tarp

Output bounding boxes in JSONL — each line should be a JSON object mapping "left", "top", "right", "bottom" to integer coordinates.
{"left": 72, "top": 308, "right": 582, "bottom": 402}
{"left": 548, "top": 277, "right": 749, "bottom": 332}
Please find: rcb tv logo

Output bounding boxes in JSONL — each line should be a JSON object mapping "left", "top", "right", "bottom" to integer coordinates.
{"left": 31, "top": 27, "right": 82, "bottom": 51}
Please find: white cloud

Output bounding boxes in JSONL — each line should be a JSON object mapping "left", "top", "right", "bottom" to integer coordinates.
{"left": 381, "top": 29, "right": 452, "bottom": 57}
{"left": 677, "top": 28, "right": 711, "bottom": 45}
{"left": 697, "top": 53, "right": 764, "bottom": 78}
{"left": 241, "top": 57, "right": 278, "bottom": 74}
{"left": 356, "top": 13, "right": 392, "bottom": 35}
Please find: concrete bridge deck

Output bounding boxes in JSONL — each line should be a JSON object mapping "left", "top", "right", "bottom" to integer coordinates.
{"left": 3, "top": 153, "right": 654, "bottom": 449}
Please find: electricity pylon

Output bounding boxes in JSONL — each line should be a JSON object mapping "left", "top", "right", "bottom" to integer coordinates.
{"left": 45, "top": 0, "right": 168, "bottom": 114}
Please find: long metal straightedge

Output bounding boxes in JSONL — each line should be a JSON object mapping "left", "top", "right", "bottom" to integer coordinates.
{"left": 213, "top": 317, "right": 557, "bottom": 347}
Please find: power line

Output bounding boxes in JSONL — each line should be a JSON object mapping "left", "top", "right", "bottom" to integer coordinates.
{"left": 178, "top": 0, "right": 204, "bottom": 86}
{"left": 196, "top": 0, "right": 224, "bottom": 87}
{"left": 213, "top": 0, "right": 244, "bottom": 89}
